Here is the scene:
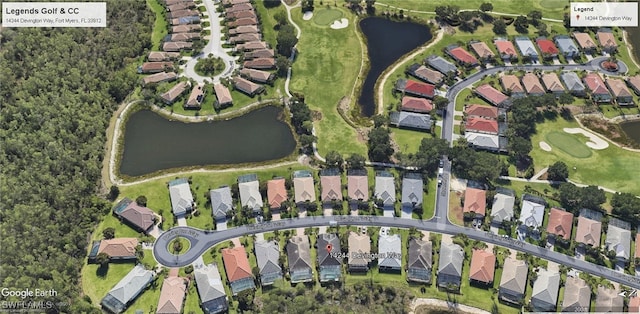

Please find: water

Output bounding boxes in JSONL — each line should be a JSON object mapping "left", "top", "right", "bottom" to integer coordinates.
{"left": 626, "top": 27, "right": 640, "bottom": 65}
{"left": 120, "top": 106, "right": 296, "bottom": 176}
{"left": 358, "top": 18, "right": 433, "bottom": 117}
{"left": 620, "top": 120, "right": 640, "bottom": 145}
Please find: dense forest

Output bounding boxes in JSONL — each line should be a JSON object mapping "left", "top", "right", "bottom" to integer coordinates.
{"left": 0, "top": 1, "right": 153, "bottom": 312}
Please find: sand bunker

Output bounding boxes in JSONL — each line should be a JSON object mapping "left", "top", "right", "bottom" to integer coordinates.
{"left": 330, "top": 18, "right": 349, "bottom": 29}
{"left": 539, "top": 141, "right": 552, "bottom": 152}
{"left": 303, "top": 11, "right": 313, "bottom": 20}
{"left": 563, "top": 128, "right": 609, "bottom": 150}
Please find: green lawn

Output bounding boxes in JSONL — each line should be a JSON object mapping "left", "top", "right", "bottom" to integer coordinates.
{"left": 146, "top": 0, "right": 168, "bottom": 51}
{"left": 545, "top": 131, "right": 593, "bottom": 158}
{"left": 530, "top": 118, "right": 640, "bottom": 194}
{"left": 81, "top": 263, "right": 135, "bottom": 307}
{"left": 391, "top": 128, "right": 432, "bottom": 153}
{"left": 313, "top": 8, "right": 344, "bottom": 26}
{"left": 290, "top": 8, "right": 367, "bottom": 156}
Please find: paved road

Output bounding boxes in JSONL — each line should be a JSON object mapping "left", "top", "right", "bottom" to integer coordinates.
{"left": 152, "top": 215, "right": 640, "bottom": 289}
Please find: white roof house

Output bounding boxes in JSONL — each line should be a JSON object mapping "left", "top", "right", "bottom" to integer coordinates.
{"left": 238, "top": 174, "right": 263, "bottom": 212}
{"left": 378, "top": 233, "right": 402, "bottom": 272}
{"left": 374, "top": 172, "right": 396, "bottom": 207}
{"left": 605, "top": 219, "right": 631, "bottom": 260}
{"left": 519, "top": 197, "right": 545, "bottom": 228}
{"left": 169, "top": 178, "right": 194, "bottom": 217}
{"left": 491, "top": 193, "right": 515, "bottom": 223}
{"left": 531, "top": 269, "right": 560, "bottom": 312}
{"left": 515, "top": 37, "right": 539, "bottom": 58}
{"left": 465, "top": 132, "right": 500, "bottom": 151}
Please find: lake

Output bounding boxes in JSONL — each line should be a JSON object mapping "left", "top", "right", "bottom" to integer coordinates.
{"left": 358, "top": 18, "right": 433, "bottom": 116}
{"left": 626, "top": 27, "right": 640, "bottom": 65}
{"left": 119, "top": 106, "right": 296, "bottom": 176}
{"left": 620, "top": 120, "right": 640, "bottom": 145}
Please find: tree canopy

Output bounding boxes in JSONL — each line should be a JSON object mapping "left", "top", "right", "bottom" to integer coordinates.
{"left": 558, "top": 183, "right": 606, "bottom": 213}
{"left": 547, "top": 161, "right": 569, "bottom": 181}
{"left": 611, "top": 192, "right": 640, "bottom": 226}
{"left": 277, "top": 24, "right": 298, "bottom": 57}
{"left": 367, "top": 126, "right": 394, "bottom": 162}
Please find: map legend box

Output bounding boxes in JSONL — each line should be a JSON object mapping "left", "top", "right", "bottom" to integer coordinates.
{"left": 570, "top": 2, "right": 638, "bottom": 27}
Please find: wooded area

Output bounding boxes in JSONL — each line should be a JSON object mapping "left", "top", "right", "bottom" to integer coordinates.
{"left": 0, "top": 1, "right": 153, "bottom": 311}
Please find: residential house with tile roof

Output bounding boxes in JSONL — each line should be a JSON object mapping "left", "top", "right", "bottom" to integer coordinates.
{"left": 584, "top": 73, "right": 612, "bottom": 103}
{"left": 463, "top": 188, "right": 486, "bottom": 218}
{"left": 491, "top": 192, "right": 515, "bottom": 223}
{"left": 317, "top": 233, "right": 342, "bottom": 282}
{"left": 501, "top": 74, "right": 526, "bottom": 98}
{"left": 541, "top": 72, "right": 566, "bottom": 95}
{"left": 378, "top": 232, "right": 402, "bottom": 273}
{"left": 163, "top": 41, "right": 193, "bottom": 52}
{"left": 374, "top": 171, "right": 395, "bottom": 212}
{"left": 171, "top": 24, "right": 201, "bottom": 33}
{"left": 156, "top": 276, "right": 187, "bottom": 314}
{"left": 168, "top": 178, "right": 194, "bottom": 217}
{"left": 222, "top": 0, "right": 250, "bottom": 6}
{"left": 474, "top": 84, "right": 510, "bottom": 107}
{"left": 233, "top": 76, "right": 264, "bottom": 96}
{"left": 167, "top": 2, "right": 196, "bottom": 12}
{"left": 148, "top": 51, "right": 181, "bottom": 61}
{"left": 425, "top": 55, "right": 457, "bottom": 75}
{"left": 514, "top": 36, "right": 539, "bottom": 60}
{"left": 169, "top": 32, "right": 200, "bottom": 42}
{"left": 630, "top": 295, "right": 640, "bottom": 313}
{"left": 465, "top": 132, "right": 502, "bottom": 152}
{"left": 519, "top": 195, "right": 546, "bottom": 229}
{"left": 576, "top": 210, "right": 602, "bottom": 247}
{"left": 229, "top": 33, "right": 262, "bottom": 44}
{"left": 469, "top": 41, "right": 495, "bottom": 62}
{"left": 437, "top": 243, "right": 464, "bottom": 291}
{"left": 561, "top": 72, "right": 587, "bottom": 96}
{"left": 401, "top": 174, "right": 423, "bottom": 212}
{"left": 238, "top": 174, "right": 263, "bottom": 213}
{"left": 627, "top": 75, "right": 640, "bottom": 95}
{"left": 595, "top": 286, "right": 624, "bottom": 312}
{"left": 407, "top": 238, "right": 432, "bottom": 283}
{"left": 562, "top": 276, "right": 591, "bottom": 312}
{"left": 229, "top": 25, "right": 259, "bottom": 34}
{"left": 389, "top": 111, "right": 432, "bottom": 132}
{"left": 267, "top": 178, "right": 288, "bottom": 210}
{"left": 394, "top": 78, "right": 436, "bottom": 99}
{"left": 185, "top": 83, "right": 205, "bottom": 109}
{"left": 213, "top": 83, "right": 233, "bottom": 108}
{"left": 221, "top": 246, "right": 255, "bottom": 295}
{"left": 546, "top": 208, "right": 573, "bottom": 241}
{"left": 605, "top": 218, "right": 631, "bottom": 261}
{"left": 465, "top": 118, "right": 499, "bottom": 135}
{"left": 596, "top": 28, "right": 618, "bottom": 53}
{"left": 239, "top": 68, "right": 274, "bottom": 84}
{"left": 406, "top": 63, "right": 444, "bottom": 85}
{"left": 287, "top": 236, "right": 313, "bottom": 283}
{"left": 210, "top": 186, "right": 233, "bottom": 220}
{"left": 401, "top": 96, "right": 433, "bottom": 113}
{"left": 469, "top": 249, "right": 495, "bottom": 286}
{"left": 536, "top": 37, "right": 559, "bottom": 58}
{"left": 226, "top": 9, "right": 257, "bottom": 20}
{"left": 138, "top": 62, "right": 174, "bottom": 74}
{"left": 348, "top": 232, "right": 371, "bottom": 272}
{"left": 194, "top": 263, "right": 228, "bottom": 314}
{"left": 573, "top": 32, "right": 597, "bottom": 53}
{"left": 606, "top": 78, "right": 634, "bottom": 105}
{"left": 554, "top": 35, "right": 580, "bottom": 58}
{"left": 499, "top": 258, "right": 528, "bottom": 305}
{"left": 100, "top": 264, "right": 154, "bottom": 314}
{"left": 170, "top": 16, "right": 200, "bottom": 26}
{"left": 236, "top": 41, "right": 268, "bottom": 51}
{"left": 89, "top": 238, "right": 139, "bottom": 262}
{"left": 292, "top": 170, "right": 316, "bottom": 206}
{"left": 522, "top": 73, "right": 545, "bottom": 96}
{"left": 228, "top": 17, "right": 258, "bottom": 27}
{"left": 112, "top": 198, "right": 156, "bottom": 234}
{"left": 169, "top": 9, "right": 199, "bottom": 19}
{"left": 142, "top": 72, "right": 177, "bottom": 86}
{"left": 243, "top": 58, "right": 276, "bottom": 70}
{"left": 494, "top": 38, "right": 518, "bottom": 61}
{"left": 244, "top": 48, "right": 275, "bottom": 60}
{"left": 225, "top": 3, "right": 253, "bottom": 14}
{"left": 254, "top": 240, "right": 283, "bottom": 286}
{"left": 446, "top": 45, "right": 479, "bottom": 67}
{"left": 531, "top": 269, "right": 560, "bottom": 312}
{"left": 464, "top": 104, "right": 498, "bottom": 120}
{"left": 320, "top": 169, "right": 342, "bottom": 204}
{"left": 161, "top": 81, "right": 190, "bottom": 105}
{"left": 636, "top": 233, "right": 640, "bottom": 260}
{"left": 347, "top": 170, "right": 369, "bottom": 203}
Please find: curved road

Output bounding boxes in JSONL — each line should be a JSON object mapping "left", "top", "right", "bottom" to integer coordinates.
{"left": 153, "top": 215, "right": 640, "bottom": 289}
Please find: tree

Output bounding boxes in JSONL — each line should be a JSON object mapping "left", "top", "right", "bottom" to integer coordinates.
{"left": 103, "top": 227, "right": 115, "bottom": 239}
{"left": 536, "top": 22, "right": 548, "bottom": 37}
{"left": 547, "top": 161, "right": 569, "bottom": 181}
{"left": 611, "top": 192, "right": 640, "bottom": 224}
{"left": 507, "top": 136, "right": 532, "bottom": 161}
{"left": 290, "top": 100, "right": 312, "bottom": 134}
{"left": 346, "top": 154, "right": 366, "bottom": 169}
{"left": 95, "top": 252, "right": 110, "bottom": 267}
{"left": 479, "top": 2, "right": 493, "bottom": 12}
{"left": 514, "top": 15, "right": 529, "bottom": 33}
{"left": 301, "top": 0, "right": 314, "bottom": 12}
{"left": 433, "top": 96, "right": 449, "bottom": 111}
{"left": 492, "top": 19, "right": 507, "bottom": 35}
{"left": 276, "top": 55, "right": 291, "bottom": 78}
{"left": 558, "top": 93, "right": 574, "bottom": 106}
{"left": 108, "top": 185, "right": 120, "bottom": 201}
{"left": 365, "top": 0, "right": 376, "bottom": 13}
{"left": 411, "top": 138, "right": 450, "bottom": 174}
{"left": 434, "top": 5, "right": 459, "bottom": 21}
{"left": 276, "top": 24, "right": 298, "bottom": 57}
{"left": 135, "top": 195, "right": 147, "bottom": 206}
{"left": 325, "top": 150, "right": 344, "bottom": 170}
{"left": 528, "top": 10, "right": 543, "bottom": 25}
{"left": 372, "top": 114, "right": 388, "bottom": 128}
{"left": 300, "top": 134, "right": 316, "bottom": 152}
{"left": 172, "top": 239, "right": 183, "bottom": 253}
{"left": 559, "top": 183, "right": 606, "bottom": 212}
{"left": 367, "top": 127, "right": 394, "bottom": 162}
{"left": 274, "top": 11, "right": 288, "bottom": 27}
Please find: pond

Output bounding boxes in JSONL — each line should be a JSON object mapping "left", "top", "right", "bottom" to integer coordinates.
{"left": 620, "top": 120, "right": 640, "bottom": 145}
{"left": 119, "top": 106, "right": 296, "bottom": 176}
{"left": 358, "top": 17, "right": 433, "bottom": 117}
{"left": 626, "top": 27, "right": 640, "bottom": 65}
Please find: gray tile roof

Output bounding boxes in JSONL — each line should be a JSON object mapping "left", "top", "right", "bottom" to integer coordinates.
{"left": 561, "top": 72, "right": 586, "bottom": 92}
{"left": 194, "top": 263, "right": 228, "bottom": 314}
{"left": 390, "top": 112, "right": 432, "bottom": 130}
{"left": 605, "top": 224, "right": 631, "bottom": 260}
{"left": 210, "top": 187, "right": 233, "bottom": 219}
{"left": 491, "top": 193, "right": 515, "bottom": 222}
{"left": 317, "top": 233, "right": 341, "bottom": 267}
{"left": 500, "top": 258, "right": 528, "bottom": 295}
{"left": 438, "top": 243, "right": 464, "bottom": 277}
{"left": 255, "top": 240, "right": 282, "bottom": 281}
{"left": 531, "top": 269, "right": 560, "bottom": 311}
{"left": 169, "top": 178, "right": 193, "bottom": 216}
{"left": 286, "top": 236, "right": 313, "bottom": 283}
{"left": 562, "top": 276, "right": 591, "bottom": 312}
{"left": 515, "top": 37, "right": 538, "bottom": 57}
{"left": 378, "top": 234, "right": 402, "bottom": 269}
{"left": 401, "top": 176, "right": 423, "bottom": 207}
{"left": 425, "top": 55, "right": 457, "bottom": 74}
{"left": 101, "top": 264, "right": 154, "bottom": 314}
{"left": 374, "top": 174, "right": 396, "bottom": 206}
{"left": 465, "top": 132, "right": 500, "bottom": 150}
{"left": 238, "top": 176, "right": 262, "bottom": 211}
{"left": 554, "top": 35, "right": 579, "bottom": 56}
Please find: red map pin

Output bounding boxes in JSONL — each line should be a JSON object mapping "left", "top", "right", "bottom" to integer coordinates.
{"left": 576, "top": 14, "right": 580, "bottom": 20}
{"left": 326, "top": 244, "right": 333, "bottom": 254}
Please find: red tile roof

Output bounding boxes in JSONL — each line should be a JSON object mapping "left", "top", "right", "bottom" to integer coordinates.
{"left": 401, "top": 96, "right": 433, "bottom": 113}
{"left": 536, "top": 38, "right": 559, "bottom": 55}
{"left": 157, "top": 276, "right": 187, "bottom": 314}
{"left": 469, "top": 249, "right": 496, "bottom": 284}
{"left": 267, "top": 178, "right": 288, "bottom": 209}
{"left": 584, "top": 73, "right": 609, "bottom": 95}
{"left": 405, "top": 80, "right": 435, "bottom": 98}
{"left": 546, "top": 208, "right": 574, "bottom": 240}
{"left": 98, "top": 238, "right": 139, "bottom": 258}
{"left": 465, "top": 118, "right": 499, "bottom": 134}
{"left": 475, "top": 84, "right": 509, "bottom": 106}
{"left": 494, "top": 39, "right": 518, "bottom": 57}
{"left": 463, "top": 188, "right": 486, "bottom": 216}
{"left": 635, "top": 234, "right": 640, "bottom": 258}
{"left": 464, "top": 104, "right": 498, "bottom": 119}
{"left": 448, "top": 47, "right": 479, "bottom": 65}
{"left": 222, "top": 246, "right": 253, "bottom": 282}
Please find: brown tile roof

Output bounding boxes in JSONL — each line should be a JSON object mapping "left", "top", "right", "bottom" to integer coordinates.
{"left": 627, "top": 75, "right": 640, "bottom": 93}
{"left": 347, "top": 175, "right": 369, "bottom": 201}
{"left": 245, "top": 49, "right": 275, "bottom": 60}
{"left": 546, "top": 208, "right": 573, "bottom": 240}
{"left": 606, "top": 78, "right": 633, "bottom": 97}
{"left": 595, "top": 286, "right": 623, "bottom": 312}
{"left": 522, "top": 73, "right": 545, "bottom": 95}
{"left": 635, "top": 234, "right": 640, "bottom": 258}
{"left": 116, "top": 200, "right": 156, "bottom": 232}
{"left": 239, "top": 68, "right": 273, "bottom": 83}
{"left": 267, "top": 178, "right": 288, "bottom": 209}
{"left": 463, "top": 188, "right": 486, "bottom": 216}
{"left": 143, "top": 72, "right": 178, "bottom": 85}
{"left": 223, "top": 0, "right": 250, "bottom": 5}
{"left": 227, "top": 9, "right": 257, "bottom": 20}
{"left": 148, "top": 51, "right": 181, "bottom": 62}
{"left": 475, "top": 84, "right": 509, "bottom": 106}
{"left": 229, "top": 17, "right": 259, "bottom": 27}
{"left": 170, "top": 32, "right": 200, "bottom": 41}
{"left": 213, "top": 83, "right": 233, "bottom": 105}
{"left": 573, "top": 32, "right": 597, "bottom": 50}
{"left": 469, "top": 249, "right": 496, "bottom": 284}
{"left": 464, "top": 104, "right": 498, "bottom": 119}
{"left": 293, "top": 175, "right": 315, "bottom": 203}
{"left": 401, "top": 96, "right": 433, "bottom": 113}
{"left": 630, "top": 295, "right": 640, "bottom": 313}
{"left": 157, "top": 276, "right": 187, "bottom": 314}
{"left": 169, "top": 9, "right": 199, "bottom": 19}
{"left": 229, "top": 25, "right": 259, "bottom": 35}
{"left": 597, "top": 30, "right": 617, "bottom": 49}
{"left": 465, "top": 118, "right": 498, "bottom": 134}
{"left": 229, "top": 33, "right": 261, "bottom": 43}
{"left": 225, "top": 3, "right": 254, "bottom": 14}
{"left": 348, "top": 232, "right": 371, "bottom": 265}
{"left": 98, "top": 238, "right": 139, "bottom": 258}
{"left": 321, "top": 175, "right": 342, "bottom": 202}
{"left": 541, "top": 73, "right": 565, "bottom": 93}
{"left": 161, "top": 81, "right": 190, "bottom": 104}
{"left": 501, "top": 75, "right": 525, "bottom": 94}
{"left": 165, "top": 0, "right": 193, "bottom": 5}
{"left": 185, "top": 84, "right": 204, "bottom": 108}
{"left": 233, "top": 76, "right": 263, "bottom": 95}
{"left": 167, "top": 2, "right": 195, "bottom": 12}
{"left": 576, "top": 216, "right": 602, "bottom": 246}
{"left": 222, "top": 246, "right": 253, "bottom": 282}
{"left": 494, "top": 39, "right": 518, "bottom": 57}
{"left": 470, "top": 42, "right": 495, "bottom": 59}
{"left": 163, "top": 41, "right": 193, "bottom": 52}
{"left": 171, "top": 24, "right": 201, "bottom": 33}
{"left": 413, "top": 65, "right": 444, "bottom": 84}
{"left": 243, "top": 58, "right": 275, "bottom": 70}
{"left": 584, "top": 73, "right": 610, "bottom": 95}
{"left": 140, "top": 62, "right": 174, "bottom": 73}
{"left": 236, "top": 41, "right": 268, "bottom": 51}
